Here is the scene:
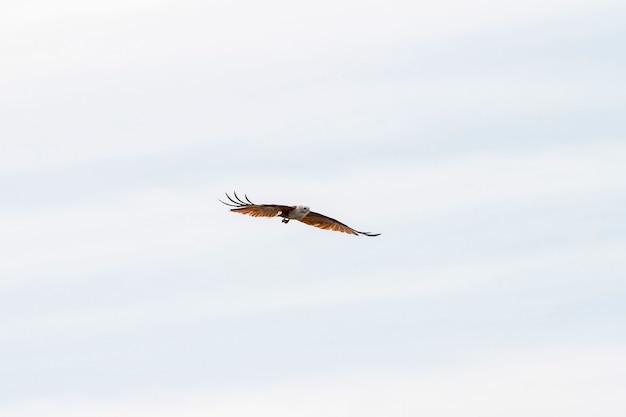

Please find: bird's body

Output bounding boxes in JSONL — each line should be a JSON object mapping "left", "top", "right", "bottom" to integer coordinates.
{"left": 280, "top": 205, "right": 310, "bottom": 222}
{"left": 219, "top": 192, "right": 380, "bottom": 237}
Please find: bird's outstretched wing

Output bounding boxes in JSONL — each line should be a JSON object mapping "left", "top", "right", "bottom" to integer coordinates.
{"left": 220, "top": 191, "right": 381, "bottom": 236}
{"left": 298, "top": 211, "right": 381, "bottom": 237}
{"left": 219, "top": 191, "right": 293, "bottom": 218}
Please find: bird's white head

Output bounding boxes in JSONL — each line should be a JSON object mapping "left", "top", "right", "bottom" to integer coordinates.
{"left": 291, "top": 205, "right": 310, "bottom": 220}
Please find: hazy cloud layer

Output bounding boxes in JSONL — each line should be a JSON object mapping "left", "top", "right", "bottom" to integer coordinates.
{"left": 2, "top": 0, "right": 625, "bottom": 415}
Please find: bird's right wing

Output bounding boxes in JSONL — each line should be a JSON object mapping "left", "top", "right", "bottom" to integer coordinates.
{"left": 299, "top": 211, "right": 380, "bottom": 236}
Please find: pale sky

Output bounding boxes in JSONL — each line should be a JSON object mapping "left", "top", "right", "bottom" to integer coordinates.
{"left": 2, "top": 0, "right": 626, "bottom": 416}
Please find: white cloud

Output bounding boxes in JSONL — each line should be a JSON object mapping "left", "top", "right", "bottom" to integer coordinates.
{"left": 2, "top": 0, "right": 624, "bottom": 174}
{"left": 0, "top": 187, "right": 227, "bottom": 283}
{"left": 3, "top": 231, "right": 623, "bottom": 345}
{"left": 247, "top": 142, "right": 626, "bottom": 217}
{"left": 3, "top": 346, "right": 625, "bottom": 417}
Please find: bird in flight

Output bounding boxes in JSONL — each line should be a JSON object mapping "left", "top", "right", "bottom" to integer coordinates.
{"left": 219, "top": 191, "right": 381, "bottom": 237}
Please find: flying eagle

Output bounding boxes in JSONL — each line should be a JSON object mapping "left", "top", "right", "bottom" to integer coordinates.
{"left": 220, "top": 192, "right": 380, "bottom": 237}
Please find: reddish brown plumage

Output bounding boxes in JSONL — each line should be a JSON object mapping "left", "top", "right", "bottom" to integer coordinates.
{"left": 230, "top": 205, "right": 293, "bottom": 218}
{"left": 298, "top": 211, "right": 360, "bottom": 235}
{"left": 219, "top": 192, "right": 380, "bottom": 237}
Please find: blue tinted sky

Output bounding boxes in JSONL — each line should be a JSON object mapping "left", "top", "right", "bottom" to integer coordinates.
{"left": 2, "top": 0, "right": 626, "bottom": 415}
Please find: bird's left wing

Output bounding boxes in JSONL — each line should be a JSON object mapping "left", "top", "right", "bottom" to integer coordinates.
{"left": 298, "top": 211, "right": 380, "bottom": 236}
{"left": 219, "top": 192, "right": 292, "bottom": 218}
